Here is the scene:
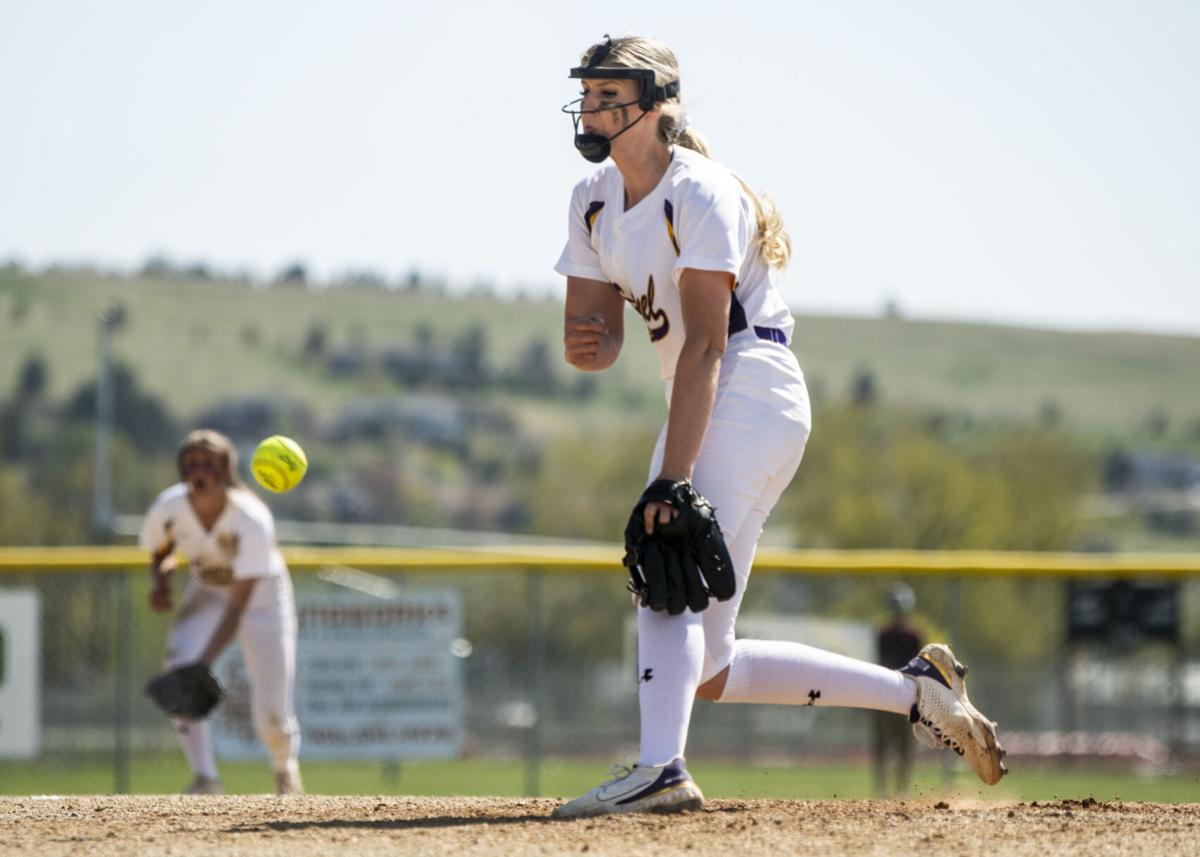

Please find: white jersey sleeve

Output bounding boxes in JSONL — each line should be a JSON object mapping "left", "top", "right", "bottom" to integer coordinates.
{"left": 138, "top": 484, "right": 186, "bottom": 554}
{"left": 232, "top": 524, "right": 273, "bottom": 580}
{"left": 554, "top": 177, "right": 608, "bottom": 283}
{"left": 671, "top": 172, "right": 753, "bottom": 286}
{"left": 228, "top": 489, "right": 284, "bottom": 581}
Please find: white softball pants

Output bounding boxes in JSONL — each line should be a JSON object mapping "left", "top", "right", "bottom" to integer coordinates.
{"left": 165, "top": 576, "right": 300, "bottom": 777}
{"left": 636, "top": 336, "right": 914, "bottom": 766}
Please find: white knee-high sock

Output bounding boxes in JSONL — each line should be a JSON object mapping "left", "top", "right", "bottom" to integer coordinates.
{"left": 255, "top": 711, "right": 301, "bottom": 774}
{"left": 172, "top": 717, "right": 219, "bottom": 780}
{"left": 637, "top": 607, "right": 705, "bottom": 767}
{"left": 717, "top": 639, "right": 916, "bottom": 715}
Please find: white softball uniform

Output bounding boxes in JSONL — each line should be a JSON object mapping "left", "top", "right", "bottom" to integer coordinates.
{"left": 555, "top": 144, "right": 796, "bottom": 381}
{"left": 556, "top": 145, "right": 916, "bottom": 770}
{"left": 139, "top": 484, "right": 299, "bottom": 774}
{"left": 555, "top": 142, "right": 812, "bottom": 649}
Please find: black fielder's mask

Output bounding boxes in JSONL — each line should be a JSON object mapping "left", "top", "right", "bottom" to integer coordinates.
{"left": 561, "top": 35, "right": 681, "bottom": 163}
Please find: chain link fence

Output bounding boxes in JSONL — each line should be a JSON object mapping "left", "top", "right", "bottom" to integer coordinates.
{"left": 1, "top": 554, "right": 1198, "bottom": 794}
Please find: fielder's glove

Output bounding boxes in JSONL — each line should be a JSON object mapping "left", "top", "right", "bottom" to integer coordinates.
{"left": 145, "top": 662, "right": 223, "bottom": 719}
{"left": 623, "top": 479, "right": 736, "bottom": 615}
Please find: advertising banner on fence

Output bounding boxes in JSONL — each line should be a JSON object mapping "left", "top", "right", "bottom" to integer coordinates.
{"left": 0, "top": 589, "right": 40, "bottom": 758}
{"left": 214, "top": 588, "right": 464, "bottom": 760}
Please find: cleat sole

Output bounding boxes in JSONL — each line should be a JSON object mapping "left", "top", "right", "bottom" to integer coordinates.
{"left": 652, "top": 797, "right": 704, "bottom": 814}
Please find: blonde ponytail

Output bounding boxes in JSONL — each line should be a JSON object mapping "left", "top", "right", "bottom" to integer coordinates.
{"left": 734, "top": 178, "right": 792, "bottom": 270}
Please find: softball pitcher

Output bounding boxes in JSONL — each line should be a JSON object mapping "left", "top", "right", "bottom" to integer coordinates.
{"left": 553, "top": 35, "right": 1006, "bottom": 818}
{"left": 139, "top": 429, "right": 302, "bottom": 796}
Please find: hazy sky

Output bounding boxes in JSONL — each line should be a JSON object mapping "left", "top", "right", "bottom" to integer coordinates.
{"left": 2, "top": 1, "right": 1198, "bottom": 335}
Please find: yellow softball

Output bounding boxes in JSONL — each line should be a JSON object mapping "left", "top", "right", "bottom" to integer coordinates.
{"left": 251, "top": 435, "right": 308, "bottom": 493}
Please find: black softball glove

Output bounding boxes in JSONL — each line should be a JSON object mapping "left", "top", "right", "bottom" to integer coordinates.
{"left": 623, "top": 479, "right": 736, "bottom": 615}
{"left": 145, "top": 662, "right": 224, "bottom": 719}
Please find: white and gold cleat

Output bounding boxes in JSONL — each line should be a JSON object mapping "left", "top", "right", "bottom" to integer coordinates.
{"left": 900, "top": 643, "right": 1008, "bottom": 785}
{"left": 553, "top": 758, "right": 704, "bottom": 819}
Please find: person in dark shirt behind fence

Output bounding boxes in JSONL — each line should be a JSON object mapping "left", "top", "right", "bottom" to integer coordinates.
{"left": 872, "top": 584, "right": 925, "bottom": 797}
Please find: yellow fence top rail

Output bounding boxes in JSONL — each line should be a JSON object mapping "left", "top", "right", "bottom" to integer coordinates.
{"left": 1, "top": 545, "right": 1199, "bottom": 578}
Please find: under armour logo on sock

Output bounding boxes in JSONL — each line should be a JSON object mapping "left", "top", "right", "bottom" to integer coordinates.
{"left": 640, "top": 668, "right": 654, "bottom": 683}
{"left": 806, "top": 689, "right": 821, "bottom": 706}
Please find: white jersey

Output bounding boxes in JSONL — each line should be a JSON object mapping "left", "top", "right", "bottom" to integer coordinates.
{"left": 139, "top": 483, "right": 291, "bottom": 612}
{"left": 555, "top": 145, "right": 795, "bottom": 380}
{"left": 142, "top": 483, "right": 300, "bottom": 780}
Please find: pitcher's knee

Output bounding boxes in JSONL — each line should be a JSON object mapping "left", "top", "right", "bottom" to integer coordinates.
{"left": 696, "top": 667, "right": 730, "bottom": 701}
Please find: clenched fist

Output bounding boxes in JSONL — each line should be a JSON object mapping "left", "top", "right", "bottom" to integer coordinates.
{"left": 564, "top": 313, "right": 608, "bottom": 370}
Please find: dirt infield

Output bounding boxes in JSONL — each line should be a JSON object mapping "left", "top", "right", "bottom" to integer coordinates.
{"left": 3, "top": 795, "right": 1198, "bottom": 856}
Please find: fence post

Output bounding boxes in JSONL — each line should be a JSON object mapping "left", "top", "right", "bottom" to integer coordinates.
{"left": 525, "top": 568, "right": 546, "bottom": 796}
{"left": 114, "top": 571, "right": 133, "bottom": 794}
{"left": 1061, "top": 580, "right": 1078, "bottom": 769}
{"left": 93, "top": 306, "right": 120, "bottom": 534}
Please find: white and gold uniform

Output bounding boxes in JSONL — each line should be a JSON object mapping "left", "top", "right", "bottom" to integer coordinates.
{"left": 139, "top": 484, "right": 299, "bottom": 781}
{"left": 557, "top": 145, "right": 917, "bottom": 769}
{"left": 556, "top": 144, "right": 813, "bottom": 678}
{"left": 556, "top": 145, "right": 795, "bottom": 380}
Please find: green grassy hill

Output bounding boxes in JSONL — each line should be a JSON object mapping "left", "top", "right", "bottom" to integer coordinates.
{"left": 791, "top": 315, "right": 1200, "bottom": 440}
{"left": 2, "top": 269, "right": 1198, "bottom": 443}
{"left": 0, "top": 270, "right": 653, "bottom": 418}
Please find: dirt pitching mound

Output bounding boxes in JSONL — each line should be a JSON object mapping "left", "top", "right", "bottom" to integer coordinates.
{"left": 3, "top": 795, "right": 1198, "bottom": 857}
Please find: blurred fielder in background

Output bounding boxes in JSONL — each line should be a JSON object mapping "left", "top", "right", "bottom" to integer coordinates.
{"left": 139, "top": 429, "right": 302, "bottom": 796}
{"left": 872, "top": 584, "right": 925, "bottom": 797}
{"left": 553, "top": 34, "right": 1006, "bottom": 817}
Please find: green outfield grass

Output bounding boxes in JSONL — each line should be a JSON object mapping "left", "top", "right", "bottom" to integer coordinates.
{"left": 3, "top": 754, "right": 1198, "bottom": 803}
